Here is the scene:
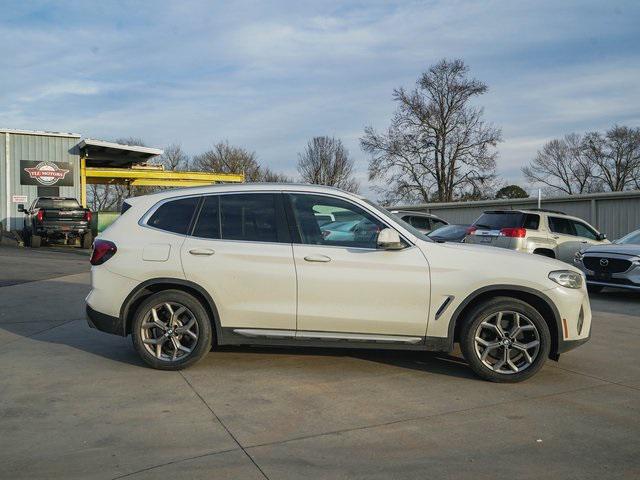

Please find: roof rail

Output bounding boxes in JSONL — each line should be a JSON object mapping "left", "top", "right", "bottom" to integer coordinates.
{"left": 528, "top": 208, "right": 566, "bottom": 215}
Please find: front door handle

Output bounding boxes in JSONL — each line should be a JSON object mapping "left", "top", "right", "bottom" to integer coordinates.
{"left": 189, "top": 248, "right": 215, "bottom": 256}
{"left": 304, "top": 254, "right": 331, "bottom": 263}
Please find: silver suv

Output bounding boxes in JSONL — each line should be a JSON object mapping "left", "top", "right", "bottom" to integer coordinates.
{"left": 465, "top": 209, "right": 609, "bottom": 263}
{"left": 390, "top": 210, "right": 448, "bottom": 234}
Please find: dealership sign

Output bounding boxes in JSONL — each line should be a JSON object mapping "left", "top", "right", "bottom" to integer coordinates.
{"left": 20, "top": 160, "right": 74, "bottom": 186}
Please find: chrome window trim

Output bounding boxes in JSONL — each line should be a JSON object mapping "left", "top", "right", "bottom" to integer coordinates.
{"left": 138, "top": 189, "right": 417, "bottom": 249}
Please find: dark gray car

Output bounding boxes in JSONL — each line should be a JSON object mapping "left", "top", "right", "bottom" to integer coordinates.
{"left": 574, "top": 228, "right": 640, "bottom": 292}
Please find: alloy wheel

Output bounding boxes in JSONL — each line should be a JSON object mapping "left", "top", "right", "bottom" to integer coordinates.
{"left": 473, "top": 311, "right": 541, "bottom": 374}
{"left": 140, "top": 302, "right": 199, "bottom": 361}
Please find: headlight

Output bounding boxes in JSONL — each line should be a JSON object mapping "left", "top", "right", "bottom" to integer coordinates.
{"left": 549, "top": 270, "right": 583, "bottom": 289}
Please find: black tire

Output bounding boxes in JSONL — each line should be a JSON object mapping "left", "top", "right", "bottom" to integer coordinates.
{"left": 587, "top": 284, "right": 604, "bottom": 294}
{"left": 81, "top": 232, "right": 93, "bottom": 249}
{"left": 460, "top": 297, "right": 551, "bottom": 383}
{"left": 131, "top": 290, "right": 213, "bottom": 370}
{"left": 30, "top": 234, "right": 41, "bottom": 248}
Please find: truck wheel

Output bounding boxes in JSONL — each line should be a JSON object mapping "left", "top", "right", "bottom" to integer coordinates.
{"left": 30, "top": 234, "right": 41, "bottom": 248}
{"left": 460, "top": 297, "right": 551, "bottom": 383}
{"left": 131, "top": 290, "right": 213, "bottom": 370}
{"left": 81, "top": 233, "right": 93, "bottom": 249}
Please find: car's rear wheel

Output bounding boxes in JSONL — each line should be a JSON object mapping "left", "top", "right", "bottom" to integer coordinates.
{"left": 131, "top": 290, "right": 213, "bottom": 370}
{"left": 460, "top": 297, "right": 551, "bottom": 383}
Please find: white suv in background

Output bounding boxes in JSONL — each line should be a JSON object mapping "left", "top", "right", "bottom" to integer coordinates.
{"left": 465, "top": 209, "right": 609, "bottom": 263}
{"left": 390, "top": 210, "right": 448, "bottom": 234}
{"left": 86, "top": 184, "right": 591, "bottom": 382}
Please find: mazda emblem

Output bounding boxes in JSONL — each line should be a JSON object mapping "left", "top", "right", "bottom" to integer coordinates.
{"left": 599, "top": 258, "right": 609, "bottom": 267}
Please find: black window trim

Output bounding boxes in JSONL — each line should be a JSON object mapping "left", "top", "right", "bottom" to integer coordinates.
{"left": 283, "top": 191, "right": 414, "bottom": 250}
{"left": 188, "top": 192, "right": 291, "bottom": 245}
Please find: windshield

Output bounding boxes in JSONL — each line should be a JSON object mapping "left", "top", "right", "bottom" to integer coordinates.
{"left": 617, "top": 229, "right": 640, "bottom": 245}
{"left": 362, "top": 199, "right": 432, "bottom": 241}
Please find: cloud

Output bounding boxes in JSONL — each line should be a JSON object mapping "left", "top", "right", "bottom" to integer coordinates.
{"left": 0, "top": 0, "right": 638, "bottom": 199}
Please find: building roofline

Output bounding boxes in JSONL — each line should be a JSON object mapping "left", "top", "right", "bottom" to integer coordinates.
{"left": 390, "top": 189, "right": 640, "bottom": 210}
{"left": 79, "top": 138, "right": 163, "bottom": 156}
{"left": 0, "top": 128, "right": 81, "bottom": 138}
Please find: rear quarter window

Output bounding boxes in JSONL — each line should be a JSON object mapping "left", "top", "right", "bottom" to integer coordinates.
{"left": 147, "top": 197, "right": 199, "bottom": 234}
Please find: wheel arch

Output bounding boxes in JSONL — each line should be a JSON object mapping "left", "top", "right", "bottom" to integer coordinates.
{"left": 120, "top": 278, "right": 222, "bottom": 342}
{"left": 448, "top": 285, "right": 561, "bottom": 358}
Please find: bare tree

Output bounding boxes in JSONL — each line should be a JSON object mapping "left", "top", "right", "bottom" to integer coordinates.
{"left": 361, "top": 59, "right": 501, "bottom": 204}
{"left": 522, "top": 133, "right": 597, "bottom": 195}
{"left": 297, "top": 136, "right": 359, "bottom": 193}
{"left": 193, "top": 140, "right": 289, "bottom": 182}
{"left": 584, "top": 126, "right": 640, "bottom": 191}
{"left": 156, "top": 143, "right": 189, "bottom": 171}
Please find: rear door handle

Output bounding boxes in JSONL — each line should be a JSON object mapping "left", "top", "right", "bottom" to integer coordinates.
{"left": 189, "top": 248, "right": 215, "bottom": 256}
{"left": 304, "top": 254, "right": 331, "bottom": 263}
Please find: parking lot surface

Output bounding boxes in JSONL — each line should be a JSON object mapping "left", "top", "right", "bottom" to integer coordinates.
{"left": 1, "top": 244, "right": 639, "bottom": 479}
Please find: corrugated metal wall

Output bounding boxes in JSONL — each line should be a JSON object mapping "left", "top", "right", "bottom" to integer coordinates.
{"left": 391, "top": 191, "right": 640, "bottom": 239}
{"left": 2, "top": 132, "right": 80, "bottom": 231}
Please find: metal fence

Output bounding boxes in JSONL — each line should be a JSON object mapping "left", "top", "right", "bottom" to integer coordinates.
{"left": 391, "top": 190, "right": 640, "bottom": 239}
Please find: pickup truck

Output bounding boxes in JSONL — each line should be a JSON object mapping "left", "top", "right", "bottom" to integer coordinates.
{"left": 19, "top": 197, "right": 93, "bottom": 248}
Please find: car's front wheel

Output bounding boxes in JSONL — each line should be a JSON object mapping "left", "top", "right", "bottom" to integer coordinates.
{"left": 131, "top": 290, "right": 213, "bottom": 370}
{"left": 460, "top": 297, "right": 551, "bottom": 383}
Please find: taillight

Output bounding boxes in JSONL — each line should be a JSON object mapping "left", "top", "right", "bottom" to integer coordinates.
{"left": 500, "top": 227, "right": 526, "bottom": 238}
{"left": 90, "top": 239, "right": 117, "bottom": 265}
{"left": 84, "top": 210, "right": 93, "bottom": 222}
{"left": 466, "top": 226, "right": 477, "bottom": 235}
{"left": 36, "top": 209, "right": 44, "bottom": 222}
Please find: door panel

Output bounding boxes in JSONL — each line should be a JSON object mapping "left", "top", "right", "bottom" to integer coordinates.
{"left": 181, "top": 238, "right": 296, "bottom": 330}
{"left": 180, "top": 192, "right": 296, "bottom": 331}
{"left": 293, "top": 245, "right": 430, "bottom": 336}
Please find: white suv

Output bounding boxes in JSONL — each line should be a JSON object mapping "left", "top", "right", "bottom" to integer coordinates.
{"left": 86, "top": 184, "right": 591, "bottom": 382}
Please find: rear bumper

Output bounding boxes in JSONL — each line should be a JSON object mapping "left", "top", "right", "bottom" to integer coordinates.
{"left": 35, "top": 223, "right": 89, "bottom": 235}
{"left": 86, "top": 304, "right": 125, "bottom": 336}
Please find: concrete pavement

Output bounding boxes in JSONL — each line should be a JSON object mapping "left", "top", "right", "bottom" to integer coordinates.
{"left": 0, "top": 246, "right": 638, "bottom": 479}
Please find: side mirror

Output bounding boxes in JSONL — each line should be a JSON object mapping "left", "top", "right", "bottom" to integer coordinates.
{"left": 377, "top": 228, "right": 404, "bottom": 250}
{"left": 17, "top": 204, "right": 25, "bottom": 213}
{"left": 596, "top": 233, "right": 607, "bottom": 241}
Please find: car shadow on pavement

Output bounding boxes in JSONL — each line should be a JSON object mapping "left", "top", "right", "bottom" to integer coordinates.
{"left": 212, "top": 345, "right": 477, "bottom": 380}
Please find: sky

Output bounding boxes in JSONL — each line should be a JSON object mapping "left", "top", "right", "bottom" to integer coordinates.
{"left": 1, "top": 0, "right": 639, "bottom": 198}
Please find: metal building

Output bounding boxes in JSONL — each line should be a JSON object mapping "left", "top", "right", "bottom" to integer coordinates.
{"left": 1, "top": 129, "right": 82, "bottom": 232}
{"left": 1, "top": 128, "right": 244, "bottom": 233}
{"left": 392, "top": 190, "right": 640, "bottom": 239}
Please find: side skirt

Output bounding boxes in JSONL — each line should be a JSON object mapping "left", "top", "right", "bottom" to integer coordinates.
{"left": 218, "top": 328, "right": 451, "bottom": 352}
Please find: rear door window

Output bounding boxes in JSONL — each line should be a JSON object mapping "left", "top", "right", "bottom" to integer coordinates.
{"left": 193, "top": 196, "right": 221, "bottom": 239}
{"left": 220, "top": 193, "right": 285, "bottom": 243}
{"left": 147, "top": 197, "right": 199, "bottom": 234}
{"left": 548, "top": 217, "right": 576, "bottom": 236}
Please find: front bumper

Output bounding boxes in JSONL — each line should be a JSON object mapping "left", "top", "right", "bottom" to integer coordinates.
{"left": 86, "top": 304, "right": 125, "bottom": 336}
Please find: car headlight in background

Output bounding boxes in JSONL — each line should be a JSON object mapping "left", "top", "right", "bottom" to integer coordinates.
{"left": 549, "top": 270, "right": 584, "bottom": 289}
